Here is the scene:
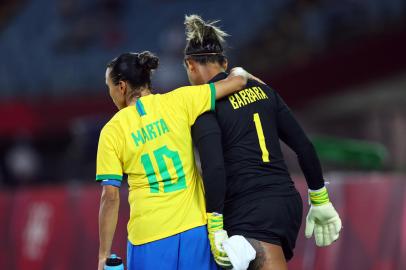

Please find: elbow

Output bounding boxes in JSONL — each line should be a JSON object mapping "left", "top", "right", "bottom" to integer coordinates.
{"left": 101, "top": 186, "right": 120, "bottom": 203}
{"left": 201, "top": 163, "right": 226, "bottom": 178}
{"left": 295, "top": 139, "right": 316, "bottom": 156}
{"left": 203, "top": 168, "right": 226, "bottom": 188}
{"left": 303, "top": 139, "right": 315, "bottom": 149}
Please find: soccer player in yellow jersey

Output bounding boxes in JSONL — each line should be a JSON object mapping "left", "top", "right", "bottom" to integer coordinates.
{"left": 96, "top": 51, "right": 257, "bottom": 270}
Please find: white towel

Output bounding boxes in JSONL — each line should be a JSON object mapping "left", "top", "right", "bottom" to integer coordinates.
{"left": 223, "top": 235, "right": 256, "bottom": 270}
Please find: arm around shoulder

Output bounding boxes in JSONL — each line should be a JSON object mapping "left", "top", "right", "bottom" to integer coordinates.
{"left": 213, "top": 67, "right": 248, "bottom": 99}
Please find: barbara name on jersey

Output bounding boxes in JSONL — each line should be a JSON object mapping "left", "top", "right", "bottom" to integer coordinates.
{"left": 228, "top": 86, "right": 269, "bottom": 109}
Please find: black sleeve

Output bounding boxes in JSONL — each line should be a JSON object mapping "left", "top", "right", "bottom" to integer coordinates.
{"left": 275, "top": 91, "right": 325, "bottom": 190}
{"left": 192, "top": 112, "right": 226, "bottom": 213}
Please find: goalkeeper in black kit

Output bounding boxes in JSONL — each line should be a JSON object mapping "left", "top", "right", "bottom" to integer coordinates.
{"left": 183, "top": 15, "right": 342, "bottom": 270}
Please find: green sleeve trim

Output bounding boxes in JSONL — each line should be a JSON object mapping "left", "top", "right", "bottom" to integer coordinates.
{"left": 96, "top": 174, "right": 123, "bottom": 181}
{"left": 209, "top": 83, "right": 216, "bottom": 111}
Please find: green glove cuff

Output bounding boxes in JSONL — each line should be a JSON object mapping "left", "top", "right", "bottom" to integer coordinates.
{"left": 309, "top": 186, "right": 330, "bottom": 206}
{"left": 207, "top": 212, "right": 224, "bottom": 232}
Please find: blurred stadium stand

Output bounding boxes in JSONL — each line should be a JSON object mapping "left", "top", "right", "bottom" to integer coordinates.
{"left": 1, "top": 0, "right": 406, "bottom": 269}
{"left": 0, "top": 0, "right": 287, "bottom": 96}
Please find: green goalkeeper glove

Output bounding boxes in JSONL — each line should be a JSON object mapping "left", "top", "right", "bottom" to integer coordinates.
{"left": 207, "top": 212, "right": 232, "bottom": 268}
{"left": 305, "top": 186, "right": 342, "bottom": 247}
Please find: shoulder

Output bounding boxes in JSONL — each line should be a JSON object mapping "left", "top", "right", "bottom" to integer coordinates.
{"left": 246, "top": 80, "right": 280, "bottom": 102}
{"left": 100, "top": 108, "right": 131, "bottom": 138}
{"left": 247, "top": 79, "right": 274, "bottom": 92}
{"left": 161, "top": 86, "right": 190, "bottom": 104}
{"left": 166, "top": 84, "right": 210, "bottom": 96}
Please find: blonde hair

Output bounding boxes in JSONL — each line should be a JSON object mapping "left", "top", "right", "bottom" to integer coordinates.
{"left": 184, "top": 14, "right": 229, "bottom": 45}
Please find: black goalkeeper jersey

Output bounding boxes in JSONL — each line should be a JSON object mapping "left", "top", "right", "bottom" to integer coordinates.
{"left": 192, "top": 72, "right": 324, "bottom": 213}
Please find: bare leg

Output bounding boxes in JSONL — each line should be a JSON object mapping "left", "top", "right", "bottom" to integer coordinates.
{"left": 247, "top": 238, "right": 288, "bottom": 270}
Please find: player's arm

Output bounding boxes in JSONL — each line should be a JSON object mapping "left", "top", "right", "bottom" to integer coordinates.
{"left": 274, "top": 91, "right": 342, "bottom": 247}
{"left": 98, "top": 185, "right": 120, "bottom": 270}
{"left": 192, "top": 113, "right": 231, "bottom": 268}
{"left": 95, "top": 125, "right": 124, "bottom": 269}
{"left": 275, "top": 91, "right": 324, "bottom": 190}
{"left": 213, "top": 67, "right": 262, "bottom": 99}
{"left": 192, "top": 113, "right": 226, "bottom": 214}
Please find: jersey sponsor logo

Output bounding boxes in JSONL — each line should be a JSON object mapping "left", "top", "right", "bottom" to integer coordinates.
{"left": 131, "top": 118, "right": 170, "bottom": 147}
{"left": 228, "top": 87, "right": 268, "bottom": 109}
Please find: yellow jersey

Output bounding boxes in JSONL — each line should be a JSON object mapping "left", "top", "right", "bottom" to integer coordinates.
{"left": 96, "top": 83, "right": 216, "bottom": 245}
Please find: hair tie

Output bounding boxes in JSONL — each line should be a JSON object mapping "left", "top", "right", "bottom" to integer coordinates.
{"left": 185, "top": 52, "right": 223, "bottom": 56}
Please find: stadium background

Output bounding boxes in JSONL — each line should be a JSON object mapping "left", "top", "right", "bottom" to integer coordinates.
{"left": 0, "top": 0, "right": 405, "bottom": 269}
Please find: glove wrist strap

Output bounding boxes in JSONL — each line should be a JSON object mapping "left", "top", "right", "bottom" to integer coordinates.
{"left": 309, "top": 186, "right": 330, "bottom": 206}
{"left": 207, "top": 212, "right": 224, "bottom": 232}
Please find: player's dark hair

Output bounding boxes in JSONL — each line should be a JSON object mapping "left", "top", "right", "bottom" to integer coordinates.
{"left": 107, "top": 51, "right": 159, "bottom": 98}
{"left": 184, "top": 14, "right": 228, "bottom": 65}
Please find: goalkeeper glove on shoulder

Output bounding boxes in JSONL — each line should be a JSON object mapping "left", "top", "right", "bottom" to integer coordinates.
{"left": 207, "top": 212, "right": 232, "bottom": 269}
{"left": 305, "top": 186, "right": 342, "bottom": 247}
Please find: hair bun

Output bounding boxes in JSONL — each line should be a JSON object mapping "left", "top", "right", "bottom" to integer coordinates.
{"left": 138, "top": 51, "right": 159, "bottom": 70}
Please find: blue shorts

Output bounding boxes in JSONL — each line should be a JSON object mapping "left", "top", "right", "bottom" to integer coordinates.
{"left": 127, "top": 225, "right": 219, "bottom": 270}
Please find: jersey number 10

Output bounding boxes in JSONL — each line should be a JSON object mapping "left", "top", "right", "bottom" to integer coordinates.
{"left": 141, "top": 145, "right": 187, "bottom": 193}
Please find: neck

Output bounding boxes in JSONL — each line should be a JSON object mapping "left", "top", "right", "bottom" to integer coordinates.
{"left": 198, "top": 63, "right": 225, "bottom": 83}
{"left": 127, "top": 87, "right": 151, "bottom": 107}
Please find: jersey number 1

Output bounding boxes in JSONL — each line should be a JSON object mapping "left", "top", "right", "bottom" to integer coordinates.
{"left": 141, "top": 146, "right": 186, "bottom": 193}
{"left": 253, "top": 113, "right": 270, "bottom": 162}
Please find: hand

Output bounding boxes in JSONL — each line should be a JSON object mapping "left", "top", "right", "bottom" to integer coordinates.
{"left": 305, "top": 187, "right": 342, "bottom": 247}
{"left": 229, "top": 67, "right": 266, "bottom": 84}
{"left": 229, "top": 67, "right": 248, "bottom": 86}
{"left": 98, "top": 257, "right": 107, "bottom": 270}
{"left": 207, "top": 212, "right": 232, "bottom": 268}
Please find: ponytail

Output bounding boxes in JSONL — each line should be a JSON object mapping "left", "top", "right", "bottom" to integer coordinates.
{"left": 184, "top": 14, "right": 228, "bottom": 65}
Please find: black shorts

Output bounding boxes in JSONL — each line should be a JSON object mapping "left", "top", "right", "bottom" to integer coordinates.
{"left": 224, "top": 192, "right": 303, "bottom": 261}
